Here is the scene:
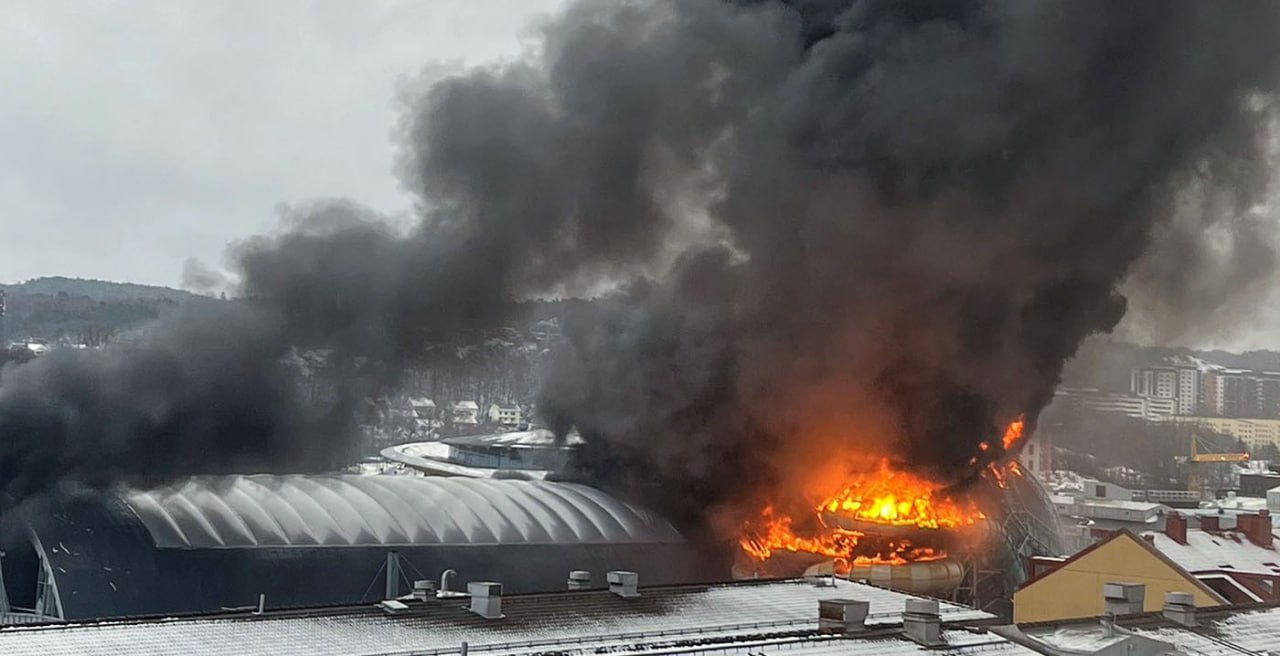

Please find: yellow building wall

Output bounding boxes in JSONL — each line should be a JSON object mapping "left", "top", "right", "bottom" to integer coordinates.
{"left": 1012, "top": 535, "right": 1221, "bottom": 623}
{"left": 1163, "top": 416, "right": 1280, "bottom": 449}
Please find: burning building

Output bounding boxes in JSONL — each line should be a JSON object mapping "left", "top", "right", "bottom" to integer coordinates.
{"left": 735, "top": 419, "right": 1062, "bottom": 610}
{"left": 0, "top": 0, "right": 1276, "bottom": 626}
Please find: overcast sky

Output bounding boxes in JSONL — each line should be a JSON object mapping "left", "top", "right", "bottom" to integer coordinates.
{"left": 0, "top": 0, "right": 564, "bottom": 287}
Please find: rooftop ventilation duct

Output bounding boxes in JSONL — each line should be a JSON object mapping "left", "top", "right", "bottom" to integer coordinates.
{"left": 1103, "top": 582, "right": 1145, "bottom": 615}
{"left": 378, "top": 599, "right": 408, "bottom": 614}
{"left": 467, "top": 582, "right": 503, "bottom": 620}
{"left": 1162, "top": 591, "right": 1196, "bottom": 627}
{"left": 903, "top": 599, "right": 942, "bottom": 647}
{"left": 818, "top": 599, "right": 868, "bottom": 633}
{"left": 567, "top": 570, "right": 591, "bottom": 591}
{"left": 607, "top": 571, "right": 639, "bottom": 598}
{"left": 437, "top": 569, "right": 466, "bottom": 599}
{"left": 412, "top": 580, "right": 436, "bottom": 602}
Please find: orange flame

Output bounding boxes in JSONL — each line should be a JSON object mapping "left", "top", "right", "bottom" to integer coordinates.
{"left": 1001, "top": 417, "right": 1025, "bottom": 450}
{"left": 740, "top": 418, "right": 1025, "bottom": 570}
{"left": 818, "top": 463, "right": 981, "bottom": 529}
{"left": 739, "top": 462, "right": 983, "bottom": 568}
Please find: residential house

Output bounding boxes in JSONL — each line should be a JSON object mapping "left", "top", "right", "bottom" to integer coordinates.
{"left": 1014, "top": 528, "right": 1224, "bottom": 623}
{"left": 487, "top": 403, "right": 523, "bottom": 427}
{"left": 451, "top": 400, "right": 480, "bottom": 425}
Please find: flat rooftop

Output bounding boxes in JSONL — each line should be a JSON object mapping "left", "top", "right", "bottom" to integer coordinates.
{"left": 0, "top": 578, "right": 995, "bottom": 656}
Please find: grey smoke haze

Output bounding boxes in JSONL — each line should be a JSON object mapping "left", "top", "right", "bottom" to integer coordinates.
{"left": 2, "top": 0, "right": 1280, "bottom": 535}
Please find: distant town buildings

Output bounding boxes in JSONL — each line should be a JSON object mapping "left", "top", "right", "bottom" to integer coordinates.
{"left": 1166, "top": 415, "right": 1280, "bottom": 452}
{"left": 1132, "top": 361, "right": 1280, "bottom": 420}
{"left": 1055, "top": 387, "right": 1177, "bottom": 421}
{"left": 1046, "top": 361, "right": 1280, "bottom": 451}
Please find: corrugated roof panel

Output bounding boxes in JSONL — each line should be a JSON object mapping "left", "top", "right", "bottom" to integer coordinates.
{"left": 121, "top": 475, "right": 683, "bottom": 549}
{"left": 428, "top": 478, "right": 519, "bottom": 542}
{"left": 235, "top": 477, "right": 324, "bottom": 545}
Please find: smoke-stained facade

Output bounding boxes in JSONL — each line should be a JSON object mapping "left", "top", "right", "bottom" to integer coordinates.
{"left": 0, "top": 0, "right": 1276, "bottom": 544}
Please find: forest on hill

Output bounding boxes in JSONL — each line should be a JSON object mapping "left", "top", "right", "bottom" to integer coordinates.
{"left": 1, "top": 277, "right": 212, "bottom": 345}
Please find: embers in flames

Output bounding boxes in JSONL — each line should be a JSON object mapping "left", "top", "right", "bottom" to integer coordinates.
{"left": 740, "top": 463, "right": 983, "bottom": 569}
{"left": 739, "top": 417, "right": 1025, "bottom": 572}
{"left": 818, "top": 465, "right": 980, "bottom": 529}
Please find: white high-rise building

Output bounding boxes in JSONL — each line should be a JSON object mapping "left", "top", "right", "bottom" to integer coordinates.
{"left": 1131, "top": 365, "right": 1199, "bottom": 416}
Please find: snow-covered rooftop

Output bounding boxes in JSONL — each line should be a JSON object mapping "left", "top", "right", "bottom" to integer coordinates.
{"left": 446, "top": 428, "right": 583, "bottom": 449}
{"left": 1021, "top": 603, "right": 1280, "bottom": 656}
{"left": 0, "top": 578, "right": 995, "bottom": 656}
{"left": 381, "top": 441, "right": 555, "bottom": 479}
{"left": 1148, "top": 529, "right": 1280, "bottom": 575}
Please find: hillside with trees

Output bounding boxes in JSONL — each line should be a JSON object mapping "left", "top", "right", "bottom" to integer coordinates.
{"left": 1, "top": 277, "right": 213, "bottom": 345}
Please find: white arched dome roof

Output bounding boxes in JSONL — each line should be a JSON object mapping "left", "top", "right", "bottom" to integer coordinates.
{"left": 122, "top": 475, "right": 682, "bottom": 549}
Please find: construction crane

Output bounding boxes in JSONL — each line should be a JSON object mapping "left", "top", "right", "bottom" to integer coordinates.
{"left": 1187, "top": 435, "right": 1250, "bottom": 495}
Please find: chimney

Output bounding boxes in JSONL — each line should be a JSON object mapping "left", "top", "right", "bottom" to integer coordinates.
{"left": 607, "top": 571, "right": 639, "bottom": 598}
{"left": 1103, "top": 582, "right": 1145, "bottom": 615}
{"left": 1200, "top": 515, "right": 1220, "bottom": 534}
{"left": 1162, "top": 591, "right": 1196, "bottom": 627}
{"left": 412, "top": 580, "right": 437, "bottom": 602}
{"left": 1165, "top": 512, "right": 1187, "bottom": 544}
{"left": 567, "top": 570, "right": 591, "bottom": 591}
{"left": 818, "top": 599, "right": 869, "bottom": 633}
{"left": 468, "top": 582, "right": 504, "bottom": 620}
{"left": 903, "top": 599, "right": 943, "bottom": 647}
{"left": 1245, "top": 510, "right": 1273, "bottom": 548}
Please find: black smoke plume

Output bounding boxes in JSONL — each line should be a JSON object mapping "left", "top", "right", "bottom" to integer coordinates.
{"left": 538, "top": 0, "right": 1280, "bottom": 526}
{"left": 1, "top": 1, "right": 1279, "bottom": 536}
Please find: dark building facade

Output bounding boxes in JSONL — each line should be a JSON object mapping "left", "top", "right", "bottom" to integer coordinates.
{"left": 0, "top": 475, "right": 711, "bottom": 620}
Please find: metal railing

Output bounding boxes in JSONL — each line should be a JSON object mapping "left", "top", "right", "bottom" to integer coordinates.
{"left": 369, "top": 617, "right": 819, "bottom": 656}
